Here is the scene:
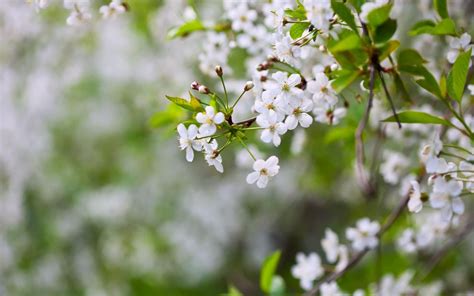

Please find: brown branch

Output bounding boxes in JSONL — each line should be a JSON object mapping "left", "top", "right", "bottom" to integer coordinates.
{"left": 377, "top": 69, "right": 401, "bottom": 129}
{"left": 355, "top": 64, "right": 376, "bottom": 195}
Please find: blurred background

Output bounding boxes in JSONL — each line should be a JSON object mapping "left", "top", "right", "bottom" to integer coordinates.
{"left": 1, "top": 1, "right": 474, "bottom": 295}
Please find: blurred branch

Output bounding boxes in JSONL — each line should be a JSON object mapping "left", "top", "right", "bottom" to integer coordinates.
{"left": 419, "top": 217, "right": 474, "bottom": 281}
{"left": 305, "top": 193, "right": 410, "bottom": 296}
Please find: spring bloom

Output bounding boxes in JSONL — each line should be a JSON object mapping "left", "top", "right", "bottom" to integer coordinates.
{"left": 246, "top": 156, "right": 280, "bottom": 188}
{"left": 203, "top": 140, "right": 224, "bottom": 173}
{"left": 196, "top": 106, "right": 225, "bottom": 136}
{"left": 99, "top": 0, "right": 127, "bottom": 19}
{"left": 447, "top": 33, "right": 474, "bottom": 64}
{"left": 346, "top": 218, "right": 380, "bottom": 251}
{"left": 177, "top": 124, "right": 202, "bottom": 162}
{"left": 407, "top": 180, "right": 423, "bottom": 213}
{"left": 291, "top": 252, "right": 324, "bottom": 291}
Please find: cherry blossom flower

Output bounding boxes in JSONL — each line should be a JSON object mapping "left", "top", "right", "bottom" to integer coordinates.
{"left": 203, "top": 140, "right": 224, "bottom": 173}
{"left": 380, "top": 151, "right": 409, "bottom": 184}
{"left": 263, "top": 72, "right": 303, "bottom": 105}
{"left": 346, "top": 218, "right": 380, "bottom": 251}
{"left": 99, "top": 0, "right": 127, "bottom": 19}
{"left": 196, "top": 106, "right": 225, "bottom": 136}
{"left": 303, "top": 0, "right": 333, "bottom": 31}
{"left": 176, "top": 124, "right": 202, "bottom": 162}
{"left": 397, "top": 229, "right": 417, "bottom": 253}
{"left": 274, "top": 35, "right": 301, "bottom": 65}
{"left": 227, "top": 3, "right": 257, "bottom": 32}
{"left": 246, "top": 156, "right": 280, "bottom": 188}
{"left": 429, "top": 178, "right": 464, "bottom": 221}
{"left": 256, "top": 113, "right": 288, "bottom": 146}
{"left": 306, "top": 73, "right": 338, "bottom": 107}
{"left": 407, "top": 180, "right": 423, "bottom": 213}
{"left": 447, "top": 33, "right": 474, "bottom": 64}
{"left": 284, "top": 98, "right": 313, "bottom": 130}
{"left": 313, "top": 106, "right": 346, "bottom": 125}
{"left": 291, "top": 252, "right": 324, "bottom": 291}
{"left": 320, "top": 281, "right": 342, "bottom": 296}
{"left": 321, "top": 228, "right": 339, "bottom": 263}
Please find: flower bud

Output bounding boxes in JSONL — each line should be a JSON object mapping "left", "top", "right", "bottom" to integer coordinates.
{"left": 244, "top": 81, "right": 254, "bottom": 91}
{"left": 330, "top": 64, "right": 339, "bottom": 71}
{"left": 319, "top": 45, "right": 326, "bottom": 52}
{"left": 191, "top": 81, "right": 200, "bottom": 90}
{"left": 198, "top": 85, "right": 210, "bottom": 94}
{"left": 215, "top": 65, "right": 223, "bottom": 77}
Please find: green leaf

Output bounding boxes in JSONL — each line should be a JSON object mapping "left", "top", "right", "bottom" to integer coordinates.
{"left": 167, "top": 19, "right": 206, "bottom": 39}
{"left": 382, "top": 111, "right": 452, "bottom": 126}
{"left": 227, "top": 285, "right": 243, "bottom": 296}
{"left": 331, "top": 70, "right": 361, "bottom": 93}
{"left": 165, "top": 94, "right": 203, "bottom": 112}
{"left": 434, "top": 0, "right": 449, "bottom": 19}
{"left": 329, "top": 32, "right": 362, "bottom": 53}
{"left": 398, "top": 49, "right": 426, "bottom": 66}
{"left": 260, "top": 250, "right": 281, "bottom": 293}
{"left": 367, "top": 4, "right": 392, "bottom": 27}
{"left": 409, "top": 19, "right": 436, "bottom": 35}
{"left": 284, "top": 7, "right": 306, "bottom": 20}
{"left": 377, "top": 40, "right": 400, "bottom": 61}
{"left": 409, "top": 18, "right": 457, "bottom": 36}
{"left": 399, "top": 64, "right": 442, "bottom": 98}
{"left": 289, "top": 22, "right": 310, "bottom": 39}
{"left": 439, "top": 73, "right": 447, "bottom": 98}
{"left": 149, "top": 104, "right": 185, "bottom": 128}
{"left": 269, "top": 276, "right": 286, "bottom": 296}
{"left": 447, "top": 49, "right": 472, "bottom": 102}
{"left": 374, "top": 18, "right": 397, "bottom": 43}
{"left": 331, "top": 0, "right": 359, "bottom": 33}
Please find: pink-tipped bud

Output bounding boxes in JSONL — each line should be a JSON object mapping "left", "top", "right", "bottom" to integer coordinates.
{"left": 244, "top": 81, "right": 254, "bottom": 91}
{"left": 215, "top": 65, "right": 223, "bottom": 77}
{"left": 198, "top": 85, "right": 210, "bottom": 94}
{"left": 191, "top": 81, "right": 200, "bottom": 90}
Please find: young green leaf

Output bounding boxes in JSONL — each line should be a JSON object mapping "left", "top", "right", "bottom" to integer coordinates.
{"left": 227, "top": 285, "right": 244, "bottom": 296}
{"left": 434, "top": 0, "right": 449, "bottom": 19}
{"left": 269, "top": 276, "right": 286, "bottom": 296}
{"left": 331, "top": 70, "right": 361, "bottom": 93}
{"left": 374, "top": 19, "right": 397, "bottom": 43}
{"left": 149, "top": 104, "right": 186, "bottom": 128}
{"left": 367, "top": 4, "right": 392, "bottom": 27}
{"left": 289, "top": 22, "right": 310, "bottom": 39}
{"left": 398, "top": 49, "right": 426, "bottom": 66}
{"left": 329, "top": 32, "right": 362, "bottom": 53}
{"left": 382, "top": 111, "right": 452, "bottom": 126}
{"left": 331, "top": 0, "right": 359, "bottom": 33}
{"left": 260, "top": 250, "right": 281, "bottom": 293}
{"left": 447, "top": 49, "right": 472, "bottom": 102}
{"left": 377, "top": 40, "right": 400, "bottom": 61}
{"left": 398, "top": 64, "right": 442, "bottom": 98}
{"left": 409, "top": 18, "right": 456, "bottom": 36}
{"left": 167, "top": 19, "right": 206, "bottom": 39}
{"left": 165, "top": 94, "right": 203, "bottom": 112}
{"left": 284, "top": 6, "right": 306, "bottom": 20}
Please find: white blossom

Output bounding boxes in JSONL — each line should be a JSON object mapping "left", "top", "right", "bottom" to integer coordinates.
{"left": 284, "top": 98, "right": 313, "bottom": 130}
{"left": 346, "top": 218, "right": 380, "bottom": 251}
{"left": 291, "top": 252, "right": 324, "bottom": 291}
{"left": 196, "top": 106, "right": 225, "bottom": 136}
{"left": 203, "top": 140, "right": 224, "bottom": 173}
{"left": 429, "top": 177, "right": 464, "bottom": 221}
{"left": 100, "top": 0, "right": 127, "bottom": 19}
{"left": 407, "top": 180, "right": 423, "bottom": 213}
{"left": 246, "top": 156, "right": 280, "bottom": 188}
{"left": 447, "top": 33, "right": 474, "bottom": 64}
{"left": 320, "top": 281, "right": 342, "bottom": 296}
{"left": 303, "top": 0, "right": 333, "bottom": 31}
{"left": 177, "top": 123, "right": 202, "bottom": 162}
{"left": 256, "top": 113, "right": 288, "bottom": 146}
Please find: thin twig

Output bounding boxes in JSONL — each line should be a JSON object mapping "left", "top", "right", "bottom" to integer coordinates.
{"left": 377, "top": 69, "right": 401, "bottom": 129}
{"left": 419, "top": 218, "right": 474, "bottom": 282}
{"left": 305, "top": 193, "right": 411, "bottom": 296}
{"left": 355, "top": 64, "right": 376, "bottom": 195}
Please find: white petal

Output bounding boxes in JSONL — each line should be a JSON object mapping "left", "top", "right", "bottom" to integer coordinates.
{"left": 185, "top": 147, "right": 194, "bottom": 162}
{"left": 256, "top": 175, "right": 269, "bottom": 188}
{"left": 298, "top": 113, "right": 313, "bottom": 128}
{"left": 246, "top": 172, "right": 260, "bottom": 184}
{"left": 452, "top": 197, "right": 465, "bottom": 214}
{"left": 177, "top": 123, "right": 187, "bottom": 138}
{"left": 214, "top": 112, "right": 225, "bottom": 124}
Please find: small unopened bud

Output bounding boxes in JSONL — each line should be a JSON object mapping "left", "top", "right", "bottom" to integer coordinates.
{"left": 267, "top": 55, "right": 278, "bottom": 62}
{"left": 257, "top": 62, "right": 270, "bottom": 71}
{"left": 244, "top": 81, "right": 254, "bottom": 91}
{"left": 319, "top": 45, "right": 326, "bottom": 52}
{"left": 330, "top": 64, "right": 339, "bottom": 71}
{"left": 198, "top": 85, "right": 210, "bottom": 94}
{"left": 215, "top": 65, "right": 223, "bottom": 77}
{"left": 191, "top": 81, "right": 200, "bottom": 90}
